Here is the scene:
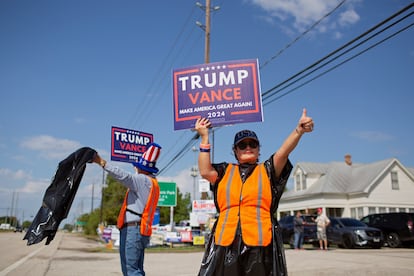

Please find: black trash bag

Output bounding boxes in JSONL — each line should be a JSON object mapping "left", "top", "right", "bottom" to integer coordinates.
{"left": 272, "top": 222, "right": 288, "bottom": 276}
{"left": 23, "top": 147, "right": 97, "bottom": 246}
{"left": 198, "top": 220, "right": 218, "bottom": 276}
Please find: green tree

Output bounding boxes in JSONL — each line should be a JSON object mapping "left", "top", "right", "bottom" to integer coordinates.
{"left": 63, "top": 223, "right": 74, "bottom": 232}
{"left": 174, "top": 189, "right": 191, "bottom": 223}
{"left": 100, "top": 174, "right": 127, "bottom": 225}
{"left": 78, "top": 174, "right": 192, "bottom": 234}
{"left": 22, "top": 220, "right": 32, "bottom": 229}
{"left": 75, "top": 174, "right": 125, "bottom": 236}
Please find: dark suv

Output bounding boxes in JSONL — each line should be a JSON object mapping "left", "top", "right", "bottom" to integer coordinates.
{"left": 360, "top": 212, "right": 414, "bottom": 248}
{"left": 278, "top": 215, "right": 318, "bottom": 247}
{"left": 327, "top": 217, "right": 383, "bottom": 249}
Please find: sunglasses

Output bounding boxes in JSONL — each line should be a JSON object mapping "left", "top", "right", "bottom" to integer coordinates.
{"left": 237, "top": 140, "right": 259, "bottom": 150}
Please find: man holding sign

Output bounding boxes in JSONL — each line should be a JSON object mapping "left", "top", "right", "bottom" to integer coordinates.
{"left": 93, "top": 142, "right": 162, "bottom": 276}
{"left": 195, "top": 109, "right": 314, "bottom": 276}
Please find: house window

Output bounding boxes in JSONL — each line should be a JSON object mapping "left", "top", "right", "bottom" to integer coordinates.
{"left": 379, "top": 207, "right": 386, "bottom": 213}
{"left": 391, "top": 171, "right": 399, "bottom": 190}
{"left": 295, "top": 174, "right": 301, "bottom": 191}
{"left": 301, "top": 174, "right": 307, "bottom": 190}
{"left": 368, "top": 207, "right": 376, "bottom": 214}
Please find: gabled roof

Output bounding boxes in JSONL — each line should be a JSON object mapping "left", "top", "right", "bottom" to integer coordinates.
{"left": 408, "top": 167, "right": 414, "bottom": 178}
{"left": 282, "top": 158, "right": 411, "bottom": 199}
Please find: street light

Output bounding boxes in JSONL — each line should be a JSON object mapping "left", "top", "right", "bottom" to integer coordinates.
{"left": 195, "top": 21, "right": 206, "bottom": 31}
{"left": 196, "top": 1, "right": 220, "bottom": 11}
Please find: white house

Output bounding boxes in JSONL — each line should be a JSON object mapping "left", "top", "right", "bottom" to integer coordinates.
{"left": 278, "top": 155, "right": 414, "bottom": 219}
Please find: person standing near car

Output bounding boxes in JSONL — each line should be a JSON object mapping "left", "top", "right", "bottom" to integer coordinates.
{"left": 93, "top": 143, "right": 162, "bottom": 276}
{"left": 294, "top": 211, "right": 304, "bottom": 250}
{"left": 315, "top": 208, "right": 330, "bottom": 250}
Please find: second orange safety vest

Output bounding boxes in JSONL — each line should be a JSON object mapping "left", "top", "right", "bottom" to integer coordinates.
{"left": 117, "top": 177, "right": 160, "bottom": 236}
{"left": 215, "top": 163, "right": 273, "bottom": 246}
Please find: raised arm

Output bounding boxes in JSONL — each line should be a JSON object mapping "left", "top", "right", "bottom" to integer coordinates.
{"left": 273, "top": 108, "right": 314, "bottom": 178}
{"left": 195, "top": 118, "right": 218, "bottom": 184}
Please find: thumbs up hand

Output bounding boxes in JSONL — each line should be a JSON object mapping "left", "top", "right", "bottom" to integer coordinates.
{"left": 296, "top": 108, "right": 314, "bottom": 135}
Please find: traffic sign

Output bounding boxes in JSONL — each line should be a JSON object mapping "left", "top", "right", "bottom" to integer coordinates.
{"left": 158, "top": 182, "right": 177, "bottom": 207}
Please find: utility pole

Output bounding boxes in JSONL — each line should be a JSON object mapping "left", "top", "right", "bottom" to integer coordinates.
{"left": 196, "top": 0, "right": 219, "bottom": 200}
{"left": 91, "top": 181, "right": 95, "bottom": 214}
{"left": 100, "top": 170, "right": 105, "bottom": 224}
{"left": 204, "top": 0, "right": 211, "bottom": 64}
{"left": 195, "top": 2, "right": 220, "bottom": 223}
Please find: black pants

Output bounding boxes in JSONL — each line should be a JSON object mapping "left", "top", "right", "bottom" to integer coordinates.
{"left": 205, "top": 230, "right": 273, "bottom": 276}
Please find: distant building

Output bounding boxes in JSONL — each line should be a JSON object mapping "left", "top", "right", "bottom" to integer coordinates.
{"left": 278, "top": 155, "right": 414, "bottom": 219}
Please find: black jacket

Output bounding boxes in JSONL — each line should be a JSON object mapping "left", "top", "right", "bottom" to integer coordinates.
{"left": 23, "top": 147, "right": 97, "bottom": 245}
{"left": 198, "top": 157, "right": 292, "bottom": 276}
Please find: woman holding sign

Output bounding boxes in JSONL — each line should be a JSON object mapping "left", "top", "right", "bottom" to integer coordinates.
{"left": 195, "top": 108, "right": 314, "bottom": 276}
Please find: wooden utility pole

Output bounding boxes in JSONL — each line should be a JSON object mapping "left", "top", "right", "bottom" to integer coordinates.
{"left": 201, "top": 0, "right": 211, "bottom": 201}
{"left": 204, "top": 0, "right": 211, "bottom": 64}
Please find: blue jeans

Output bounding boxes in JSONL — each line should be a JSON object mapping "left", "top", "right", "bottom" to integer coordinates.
{"left": 294, "top": 231, "right": 304, "bottom": 249}
{"left": 119, "top": 225, "right": 150, "bottom": 276}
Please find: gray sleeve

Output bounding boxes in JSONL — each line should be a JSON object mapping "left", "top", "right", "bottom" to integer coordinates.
{"left": 104, "top": 163, "right": 149, "bottom": 191}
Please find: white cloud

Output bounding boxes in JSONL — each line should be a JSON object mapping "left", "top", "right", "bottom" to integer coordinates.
{"left": 0, "top": 168, "right": 31, "bottom": 180}
{"left": 250, "top": 0, "right": 360, "bottom": 34}
{"left": 19, "top": 179, "right": 50, "bottom": 193}
{"left": 0, "top": 167, "right": 48, "bottom": 193}
{"left": 338, "top": 9, "right": 360, "bottom": 26}
{"left": 20, "top": 135, "right": 81, "bottom": 159}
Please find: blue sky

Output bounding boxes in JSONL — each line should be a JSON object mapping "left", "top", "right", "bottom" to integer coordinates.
{"left": 1, "top": 0, "right": 413, "bottom": 224}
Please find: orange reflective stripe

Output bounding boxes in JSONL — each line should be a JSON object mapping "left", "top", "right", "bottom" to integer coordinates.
{"left": 117, "top": 189, "right": 129, "bottom": 229}
{"left": 140, "top": 178, "right": 159, "bottom": 236}
{"left": 215, "top": 164, "right": 272, "bottom": 246}
{"left": 216, "top": 165, "right": 237, "bottom": 245}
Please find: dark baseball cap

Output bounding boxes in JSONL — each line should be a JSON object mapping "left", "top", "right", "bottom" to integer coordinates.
{"left": 233, "top": 130, "right": 259, "bottom": 146}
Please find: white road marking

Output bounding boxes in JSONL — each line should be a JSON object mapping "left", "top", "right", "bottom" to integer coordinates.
{"left": 0, "top": 246, "right": 44, "bottom": 276}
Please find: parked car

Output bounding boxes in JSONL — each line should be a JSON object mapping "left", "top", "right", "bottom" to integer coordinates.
{"left": 326, "top": 217, "right": 383, "bottom": 249}
{"left": 14, "top": 226, "right": 23, "bottom": 232}
{"left": 360, "top": 212, "right": 414, "bottom": 248}
{"left": 278, "top": 214, "right": 318, "bottom": 248}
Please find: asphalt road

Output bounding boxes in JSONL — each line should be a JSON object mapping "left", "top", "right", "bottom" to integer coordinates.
{"left": 1, "top": 231, "right": 414, "bottom": 275}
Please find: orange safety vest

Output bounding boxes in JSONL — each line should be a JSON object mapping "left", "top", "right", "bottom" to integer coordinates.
{"left": 117, "top": 177, "right": 160, "bottom": 236}
{"left": 215, "top": 163, "right": 272, "bottom": 246}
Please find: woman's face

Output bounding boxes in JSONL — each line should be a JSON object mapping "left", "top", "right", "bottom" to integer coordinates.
{"left": 235, "top": 138, "right": 260, "bottom": 164}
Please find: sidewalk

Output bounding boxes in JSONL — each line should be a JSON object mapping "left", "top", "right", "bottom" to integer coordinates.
{"left": 42, "top": 233, "right": 414, "bottom": 275}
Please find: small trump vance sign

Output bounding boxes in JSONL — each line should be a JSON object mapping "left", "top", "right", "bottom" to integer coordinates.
{"left": 111, "top": 126, "right": 153, "bottom": 164}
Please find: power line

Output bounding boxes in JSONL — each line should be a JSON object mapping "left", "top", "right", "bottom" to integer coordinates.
{"left": 260, "top": 0, "right": 347, "bottom": 69}
{"left": 264, "top": 20, "right": 414, "bottom": 106}
{"left": 158, "top": 133, "right": 199, "bottom": 175}
{"left": 157, "top": 3, "right": 414, "bottom": 175}
{"left": 127, "top": 4, "right": 201, "bottom": 129}
{"left": 262, "top": 3, "right": 414, "bottom": 103}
